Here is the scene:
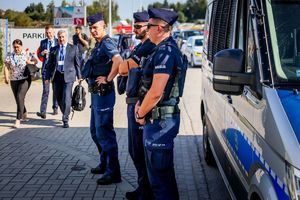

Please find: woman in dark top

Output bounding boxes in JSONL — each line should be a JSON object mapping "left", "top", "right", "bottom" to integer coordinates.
{"left": 4, "top": 39, "right": 37, "bottom": 128}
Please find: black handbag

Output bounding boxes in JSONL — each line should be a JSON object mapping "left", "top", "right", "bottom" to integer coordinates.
{"left": 24, "top": 64, "right": 40, "bottom": 81}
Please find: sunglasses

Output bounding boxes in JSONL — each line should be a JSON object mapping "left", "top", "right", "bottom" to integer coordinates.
{"left": 147, "top": 23, "right": 160, "bottom": 29}
{"left": 134, "top": 24, "right": 147, "bottom": 29}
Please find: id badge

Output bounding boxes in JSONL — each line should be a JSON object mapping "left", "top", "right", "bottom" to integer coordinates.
{"left": 58, "top": 61, "right": 64, "bottom": 66}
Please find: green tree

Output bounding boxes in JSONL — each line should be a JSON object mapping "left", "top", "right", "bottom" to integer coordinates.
{"left": 45, "top": 0, "right": 55, "bottom": 23}
{"left": 87, "top": 0, "right": 120, "bottom": 23}
{"left": 24, "top": 2, "right": 46, "bottom": 21}
{"left": 184, "top": 0, "right": 206, "bottom": 21}
{"left": 36, "top": 3, "right": 45, "bottom": 13}
{"left": 163, "top": 0, "right": 169, "bottom": 7}
{"left": 148, "top": 0, "right": 206, "bottom": 22}
{"left": 177, "top": 11, "right": 187, "bottom": 23}
{"left": 61, "top": 0, "right": 69, "bottom": 7}
{"left": 15, "top": 13, "right": 32, "bottom": 26}
{"left": 4, "top": 9, "right": 18, "bottom": 22}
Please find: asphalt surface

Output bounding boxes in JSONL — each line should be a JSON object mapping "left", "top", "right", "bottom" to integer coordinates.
{"left": 0, "top": 67, "right": 230, "bottom": 200}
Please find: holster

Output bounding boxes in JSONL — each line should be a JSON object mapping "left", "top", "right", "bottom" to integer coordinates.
{"left": 126, "top": 97, "right": 139, "bottom": 104}
{"left": 88, "top": 81, "right": 114, "bottom": 96}
{"left": 151, "top": 105, "right": 180, "bottom": 120}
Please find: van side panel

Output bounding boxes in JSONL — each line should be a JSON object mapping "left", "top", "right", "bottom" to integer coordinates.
{"left": 206, "top": 114, "right": 248, "bottom": 200}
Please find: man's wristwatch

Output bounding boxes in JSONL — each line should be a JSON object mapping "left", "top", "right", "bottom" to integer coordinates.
{"left": 135, "top": 110, "right": 144, "bottom": 120}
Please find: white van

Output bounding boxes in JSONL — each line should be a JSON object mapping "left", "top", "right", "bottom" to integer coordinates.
{"left": 201, "top": 0, "right": 300, "bottom": 199}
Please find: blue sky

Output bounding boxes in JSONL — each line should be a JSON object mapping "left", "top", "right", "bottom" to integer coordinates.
{"left": 0, "top": 0, "right": 185, "bottom": 20}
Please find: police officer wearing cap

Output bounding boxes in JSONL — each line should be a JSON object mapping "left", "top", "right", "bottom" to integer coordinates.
{"left": 135, "top": 8, "right": 184, "bottom": 200}
{"left": 84, "top": 13, "right": 123, "bottom": 185}
{"left": 119, "top": 11, "right": 155, "bottom": 200}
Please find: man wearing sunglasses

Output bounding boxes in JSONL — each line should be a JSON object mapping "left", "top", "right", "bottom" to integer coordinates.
{"left": 135, "top": 8, "right": 185, "bottom": 200}
{"left": 119, "top": 11, "right": 156, "bottom": 200}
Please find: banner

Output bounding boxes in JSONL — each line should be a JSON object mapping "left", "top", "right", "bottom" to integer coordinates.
{"left": 54, "top": 6, "right": 86, "bottom": 26}
{"left": 9, "top": 28, "right": 68, "bottom": 67}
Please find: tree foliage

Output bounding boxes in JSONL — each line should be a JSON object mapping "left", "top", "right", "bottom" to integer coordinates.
{"left": 0, "top": 0, "right": 204, "bottom": 27}
{"left": 148, "top": 0, "right": 207, "bottom": 23}
{"left": 24, "top": 2, "right": 45, "bottom": 21}
{"left": 45, "top": 0, "right": 55, "bottom": 23}
{"left": 86, "top": 0, "right": 120, "bottom": 23}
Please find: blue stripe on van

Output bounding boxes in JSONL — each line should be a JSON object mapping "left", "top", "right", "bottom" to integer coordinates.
{"left": 277, "top": 89, "right": 300, "bottom": 144}
{"left": 225, "top": 129, "right": 290, "bottom": 200}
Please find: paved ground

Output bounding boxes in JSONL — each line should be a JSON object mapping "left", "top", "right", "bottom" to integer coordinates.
{"left": 0, "top": 68, "right": 230, "bottom": 200}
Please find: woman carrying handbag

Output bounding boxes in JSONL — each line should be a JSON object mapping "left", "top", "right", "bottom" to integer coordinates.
{"left": 4, "top": 39, "right": 38, "bottom": 128}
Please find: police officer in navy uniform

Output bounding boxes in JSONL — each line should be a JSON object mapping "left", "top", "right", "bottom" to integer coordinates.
{"left": 135, "top": 8, "right": 183, "bottom": 200}
{"left": 119, "top": 11, "right": 156, "bottom": 200}
{"left": 84, "top": 13, "right": 123, "bottom": 185}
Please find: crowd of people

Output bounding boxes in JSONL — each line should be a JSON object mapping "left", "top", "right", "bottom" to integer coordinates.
{"left": 3, "top": 8, "right": 185, "bottom": 200}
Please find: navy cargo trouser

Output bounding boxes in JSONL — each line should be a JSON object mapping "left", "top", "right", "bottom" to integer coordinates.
{"left": 40, "top": 70, "right": 58, "bottom": 114}
{"left": 127, "top": 103, "right": 152, "bottom": 198}
{"left": 90, "top": 81, "right": 120, "bottom": 176}
{"left": 143, "top": 113, "right": 180, "bottom": 200}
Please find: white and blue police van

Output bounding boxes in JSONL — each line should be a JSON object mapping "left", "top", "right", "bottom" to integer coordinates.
{"left": 200, "top": 0, "right": 300, "bottom": 199}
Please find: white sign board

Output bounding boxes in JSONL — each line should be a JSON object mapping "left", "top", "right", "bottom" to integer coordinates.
{"left": 9, "top": 28, "right": 68, "bottom": 67}
{"left": 54, "top": 6, "right": 85, "bottom": 26}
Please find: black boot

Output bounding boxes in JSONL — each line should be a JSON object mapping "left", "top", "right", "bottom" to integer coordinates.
{"left": 91, "top": 165, "right": 106, "bottom": 174}
{"left": 125, "top": 189, "right": 138, "bottom": 200}
{"left": 97, "top": 171, "right": 121, "bottom": 185}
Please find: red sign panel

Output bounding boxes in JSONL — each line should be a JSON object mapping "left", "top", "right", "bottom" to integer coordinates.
{"left": 74, "top": 18, "right": 84, "bottom": 26}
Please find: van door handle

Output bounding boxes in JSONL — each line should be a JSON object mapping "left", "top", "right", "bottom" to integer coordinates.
{"left": 226, "top": 95, "right": 232, "bottom": 104}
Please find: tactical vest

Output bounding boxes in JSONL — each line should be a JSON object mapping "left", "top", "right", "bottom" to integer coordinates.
{"left": 138, "top": 41, "right": 187, "bottom": 106}
{"left": 90, "top": 35, "right": 114, "bottom": 77}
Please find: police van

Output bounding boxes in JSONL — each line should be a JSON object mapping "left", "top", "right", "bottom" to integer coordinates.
{"left": 200, "top": 0, "right": 300, "bottom": 199}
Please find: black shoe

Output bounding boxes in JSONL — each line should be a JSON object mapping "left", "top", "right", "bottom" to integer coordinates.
{"left": 97, "top": 173, "right": 121, "bottom": 185}
{"left": 36, "top": 112, "right": 46, "bottom": 119}
{"left": 125, "top": 190, "right": 138, "bottom": 200}
{"left": 91, "top": 165, "right": 106, "bottom": 174}
{"left": 63, "top": 122, "right": 69, "bottom": 128}
{"left": 53, "top": 109, "right": 58, "bottom": 115}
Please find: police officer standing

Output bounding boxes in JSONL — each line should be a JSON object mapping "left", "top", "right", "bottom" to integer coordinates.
{"left": 84, "top": 13, "right": 123, "bottom": 185}
{"left": 135, "top": 8, "right": 184, "bottom": 200}
{"left": 119, "top": 11, "right": 156, "bottom": 200}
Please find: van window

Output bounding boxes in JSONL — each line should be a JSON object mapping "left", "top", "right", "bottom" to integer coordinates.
{"left": 236, "top": 0, "right": 247, "bottom": 50}
{"left": 208, "top": 0, "right": 238, "bottom": 61}
{"left": 266, "top": 0, "right": 300, "bottom": 82}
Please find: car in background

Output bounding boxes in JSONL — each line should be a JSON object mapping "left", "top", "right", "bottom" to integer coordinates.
{"left": 172, "top": 30, "right": 180, "bottom": 40}
{"left": 176, "top": 30, "right": 202, "bottom": 49}
{"left": 181, "top": 35, "right": 204, "bottom": 67}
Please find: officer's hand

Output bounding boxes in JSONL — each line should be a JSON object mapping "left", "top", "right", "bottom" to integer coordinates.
{"left": 96, "top": 76, "right": 107, "bottom": 85}
{"left": 44, "top": 80, "right": 50, "bottom": 85}
{"left": 136, "top": 117, "right": 146, "bottom": 125}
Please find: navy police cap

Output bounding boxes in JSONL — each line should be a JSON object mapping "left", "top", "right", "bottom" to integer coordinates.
{"left": 148, "top": 8, "right": 178, "bottom": 26}
{"left": 87, "top": 13, "right": 104, "bottom": 26}
{"left": 133, "top": 11, "right": 149, "bottom": 23}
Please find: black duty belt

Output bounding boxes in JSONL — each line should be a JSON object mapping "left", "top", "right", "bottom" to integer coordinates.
{"left": 151, "top": 105, "right": 180, "bottom": 120}
{"left": 88, "top": 82, "right": 114, "bottom": 96}
{"left": 126, "top": 97, "right": 139, "bottom": 104}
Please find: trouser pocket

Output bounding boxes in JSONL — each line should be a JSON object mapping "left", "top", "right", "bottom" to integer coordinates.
{"left": 151, "top": 149, "right": 173, "bottom": 172}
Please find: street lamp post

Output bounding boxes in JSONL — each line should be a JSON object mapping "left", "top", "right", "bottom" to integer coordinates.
{"left": 109, "top": 0, "right": 112, "bottom": 36}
